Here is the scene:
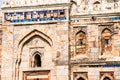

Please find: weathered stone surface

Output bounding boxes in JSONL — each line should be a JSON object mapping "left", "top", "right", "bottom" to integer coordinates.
{"left": 1, "top": 0, "right": 120, "bottom": 80}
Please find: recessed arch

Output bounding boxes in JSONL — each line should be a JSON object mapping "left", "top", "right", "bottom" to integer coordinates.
{"left": 76, "top": 30, "right": 86, "bottom": 54}
{"left": 16, "top": 29, "right": 53, "bottom": 80}
{"left": 32, "top": 51, "right": 42, "bottom": 57}
{"left": 17, "top": 29, "right": 53, "bottom": 68}
{"left": 101, "top": 28, "right": 113, "bottom": 55}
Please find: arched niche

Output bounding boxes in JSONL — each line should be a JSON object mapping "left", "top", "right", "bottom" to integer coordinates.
{"left": 76, "top": 30, "right": 86, "bottom": 54}
{"left": 16, "top": 29, "right": 53, "bottom": 72}
{"left": 93, "top": 1, "right": 101, "bottom": 11}
{"left": 101, "top": 28, "right": 112, "bottom": 55}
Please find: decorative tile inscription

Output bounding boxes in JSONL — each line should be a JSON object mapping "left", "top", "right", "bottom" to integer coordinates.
{"left": 103, "top": 64, "right": 120, "bottom": 67}
{"left": 4, "top": 9, "right": 66, "bottom": 23}
{"left": 108, "top": 16, "right": 120, "bottom": 21}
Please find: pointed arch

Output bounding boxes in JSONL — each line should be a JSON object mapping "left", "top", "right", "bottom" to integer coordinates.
{"left": 101, "top": 28, "right": 112, "bottom": 39}
{"left": 76, "top": 30, "right": 86, "bottom": 43}
{"left": 101, "top": 28, "right": 112, "bottom": 55}
{"left": 93, "top": 1, "right": 100, "bottom": 4}
{"left": 30, "top": 51, "right": 43, "bottom": 67}
{"left": 100, "top": 74, "right": 114, "bottom": 80}
{"left": 33, "top": 53, "right": 41, "bottom": 67}
{"left": 18, "top": 29, "right": 53, "bottom": 49}
{"left": 76, "top": 30, "right": 86, "bottom": 35}
{"left": 102, "top": 28, "right": 112, "bottom": 34}
{"left": 76, "top": 74, "right": 88, "bottom": 80}
{"left": 16, "top": 29, "right": 53, "bottom": 80}
{"left": 32, "top": 51, "right": 42, "bottom": 57}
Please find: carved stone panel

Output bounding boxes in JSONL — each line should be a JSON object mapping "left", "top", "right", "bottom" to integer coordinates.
{"left": 74, "top": 26, "right": 87, "bottom": 55}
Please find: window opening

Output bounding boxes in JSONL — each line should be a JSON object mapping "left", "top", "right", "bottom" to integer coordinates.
{"left": 34, "top": 54, "right": 41, "bottom": 67}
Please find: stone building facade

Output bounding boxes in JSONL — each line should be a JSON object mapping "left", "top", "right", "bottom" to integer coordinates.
{"left": 1, "top": 0, "right": 69, "bottom": 80}
{"left": 70, "top": 0, "right": 120, "bottom": 80}
{"left": 0, "top": 0, "right": 120, "bottom": 80}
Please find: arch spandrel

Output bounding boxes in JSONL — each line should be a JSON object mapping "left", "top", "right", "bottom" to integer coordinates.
{"left": 100, "top": 74, "right": 114, "bottom": 80}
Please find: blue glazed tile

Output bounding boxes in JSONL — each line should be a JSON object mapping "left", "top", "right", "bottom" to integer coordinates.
{"left": 7, "top": 9, "right": 66, "bottom": 23}
{"left": 53, "top": 10, "right": 58, "bottom": 12}
{"left": 60, "top": 10, "right": 64, "bottom": 12}
{"left": 39, "top": 19, "right": 42, "bottom": 21}
{"left": 119, "top": 17, "right": 120, "bottom": 19}
{"left": 40, "top": 18, "right": 44, "bottom": 21}
{"left": 16, "top": 20, "right": 18, "bottom": 22}
{"left": 47, "top": 18, "right": 52, "bottom": 21}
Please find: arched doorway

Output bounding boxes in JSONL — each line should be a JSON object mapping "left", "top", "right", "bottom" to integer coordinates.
{"left": 77, "top": 77, "right": 85, "bottom": 80}
{"left": 103, "top": 77, "right": 111, "bottom": 80}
